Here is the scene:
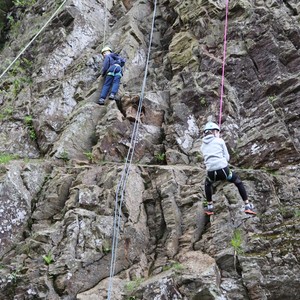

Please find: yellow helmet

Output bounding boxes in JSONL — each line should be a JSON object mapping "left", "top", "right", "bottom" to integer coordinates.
{"left": 101, "top": 46, "right": 112, "bottom": 54}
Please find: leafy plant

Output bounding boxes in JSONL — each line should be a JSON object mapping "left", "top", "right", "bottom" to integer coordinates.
{"left": 125, "top": 277, "right": 143, "bottom": 293}
{"left": 7, "top": 268, "right": 21, "bottom": 283}
{"left": 294, "top": 209, "right": 300, "bottom": 219}
{"left": 268, "top": 95, "right": 277, "bottom": 102}
{"left": 0, "top": 107, "right": 14, "bottom": 121}
{"left": 24, "top": 116, "right": 33, "bottom": 125}
{"left": 7, "top": 15, "right": 15, "bottom": 27}
{"left": 4, "top": 107, "right": 13, "bottom": 115}
{"left": 84, "top": 151, "right": 93, "bottom": 162}
{"left": 13, "top": 0, "right": 36, "bottom": 6}
{"left": 7, "top": 18, "right": 21, "bottom": 37}
{"left": 9, "top": 60, "right": 23, "bottom": 76}
{"left": 42, "top": 251, "right": 54, "bottom": 265}
{"left": 0, "top": 153, "right": 18, "bottom": 164}
{"left": 231, "top": 229, "right": 243, "bottom": 272}
{"left": 59, "top": 150, "right": 69, "bottom": 162}
{"left": 102, "top": 239, "right": 111, "bottom": 254}
{"left": 231, "top": 229, "right": 243, "bottom": 255}
{"left": 21, "top": 57, "right": 32, "bottom": 69}
{"left": 24, "top": 115, "right": 37, "bottom": 140}
{"left": 195, "top": 151, "right": 202, "bottom": 162}
{"left": 200, "top": 97, "right": 207, "bottom": 106}
{"left": 172, "top": 262, "right": 184, "bottom": 271}
{"left": 9, "top": 76, "right": 31, "bottom": 97}
{"left": 163, "top": 261, "right": 184, "bottom": 272}
{"left": 12, "top": 78, "right": 22, "bottom": 96}
{"left": 155, "top": 152, "right": 166, "bottom": 163}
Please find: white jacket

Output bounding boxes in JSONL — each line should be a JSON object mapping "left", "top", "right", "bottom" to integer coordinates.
{"left": 200, "top": 135, "right": 229, "bottom": 171}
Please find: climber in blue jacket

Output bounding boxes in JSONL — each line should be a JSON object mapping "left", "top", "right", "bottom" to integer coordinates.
{"left": 98, "top": 46, "right": 125, "bottom": 105}
{"left": 200, "top": 121, "right": 256, "bottom": 215}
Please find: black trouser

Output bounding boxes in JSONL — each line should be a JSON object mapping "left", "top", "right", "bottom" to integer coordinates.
{"left": 204, "top": 166, "right": 247, "bottom": 202}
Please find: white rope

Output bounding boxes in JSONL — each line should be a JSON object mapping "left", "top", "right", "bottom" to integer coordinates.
{"left": 0, "top": 0, "right": 68, "bottom": 80}
{"left": 106, "top": 0, "right": 158, "bottom": 299}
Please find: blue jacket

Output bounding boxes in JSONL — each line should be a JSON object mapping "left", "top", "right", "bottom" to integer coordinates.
{"left": 200, "top": 134, "right": 230, "bottom": 171}
{"left": 101, "top": 53, "right": 122, "bottom": 76}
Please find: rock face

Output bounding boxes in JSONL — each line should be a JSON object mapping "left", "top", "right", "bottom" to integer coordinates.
{"left": 0, "top": 0, "right": 299, "bottom": 299}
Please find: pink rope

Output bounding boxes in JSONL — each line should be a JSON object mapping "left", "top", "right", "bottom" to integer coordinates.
{"left": 218, "top": 0, "right": 229, "bottom": 129}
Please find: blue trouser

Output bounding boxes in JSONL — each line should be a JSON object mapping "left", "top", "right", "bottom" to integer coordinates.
{"left": 100, "top": 65, "right": 122, "bottom": 99}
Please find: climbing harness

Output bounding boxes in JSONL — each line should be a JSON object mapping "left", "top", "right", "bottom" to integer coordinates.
{"left": 218, "top": 0, "right": 229, "bottom": 129}
{"left": 0, "top": 0, "right": 68, "bottom": 80}
{"left": 226, "top": 168, "right": 233, "bottom": 180}
{"left": 106, "top": 0, "right": 158, "bottom": 299}
{"left": 107, "top": 64, "right": 122, "bottom": 77}
{"left": 206, "top": 167, "right": 232, "bottom": 183}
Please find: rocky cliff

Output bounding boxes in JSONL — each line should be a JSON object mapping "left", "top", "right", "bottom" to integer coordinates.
{"left": 0, "top": 0, "right": 299, "bottom": 299}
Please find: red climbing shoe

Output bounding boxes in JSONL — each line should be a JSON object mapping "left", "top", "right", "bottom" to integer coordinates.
{"left": 205, "top": 203, "right": 214, "bottom": 216}
{"left": 244, "top": 203, "right": 256, "bottom": 215}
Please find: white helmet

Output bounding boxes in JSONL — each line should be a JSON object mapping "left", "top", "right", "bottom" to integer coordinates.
{"left": 203, "top": 122, "right": 220, "bottom": 132}
{"left": 101, "top": 46, "right": 112, "bottom": 54}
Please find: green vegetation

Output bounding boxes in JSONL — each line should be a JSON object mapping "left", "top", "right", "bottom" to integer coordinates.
{"left": 0, "top": 153, "right": 18, "bottom": 164}
{"left": 59, "top": 150, "right": 69, "bottom": 162}
{"left": 163, "top": 261, "right": 184, "bottom": 272}
{"left": 278, "top": 206, "right": 294, "bottom": 219}
{"left": 0, "top": 58, "right": 33, "bottom": 97}
{"left": 24, "top": 115, "right": 37, "bottom": 140}
{"left": 7, "top": 16, "right": 21, "bottom": 38}
{"left": 268, "top": 95, "right": 277, "bottom": 102}
{"left": 231, "top": 229, "right": 243, "bottom": 255}
{"left": 13, "top": 0, "right": 37, "bottom": 7}
{"left": 124, "top": 277, "right": 144, "bottom": 293}
{"left": 9, "top": 60, "right": 23, "bottom": 77}
{"left": 154, "top": 152, "right": 166, "bottom": 163}
{"left": 294, "top": 209, "right": 300, "bottom": 219}
{"left": 0, "top": 106, "right": 13, "bottom": 121}
{"left": 231, "top": 229, "right": 243, "bottom": 271}
{"left": 102, "top": 240, "right": 111, "bottom": 254}
{"left": 195, "top": 151, "right": 202, "bottom": 162}
{"left": 9, "top": 59, "right": 33, "bottom": 78}
{"left": 7, "top": 268, "right": 21, "bottom": 283}
{"left": 200, "top": 97, "right": 207, "bottom": 106}
{"left": 12, "top": 78, "right": 22, "bottom": 96}
{"left": 42, "top": 251, "right": 54, "bottom": 265}
{"left": 261, "top": 167, "right": 279, "bottom": 176}
{"left": 84, "top": 151, "right": 93, "bottom": 162}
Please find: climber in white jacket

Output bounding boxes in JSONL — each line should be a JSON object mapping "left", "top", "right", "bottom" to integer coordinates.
{"left": 200, "top": 122, "right": 256, "bottom": 215}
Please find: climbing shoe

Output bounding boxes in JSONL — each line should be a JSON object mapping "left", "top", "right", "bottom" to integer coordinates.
{"left": 205, "top": 203, "right": 214, "bottom": 216}
{"left": 108, "top": 93, "right": 115, "bottom": 100}
{"left": 244, "top": 202, "right": 256, "bottom": 215}
{"left": 98, "top": 98, "right": 105, "bottom": 105}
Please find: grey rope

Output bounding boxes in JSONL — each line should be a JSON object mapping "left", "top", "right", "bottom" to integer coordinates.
{"left": 0, "top": 0, "right": 68, "bottom": 80}
{"left": 106, "top": 0, "right": 158, "bottom": 298}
